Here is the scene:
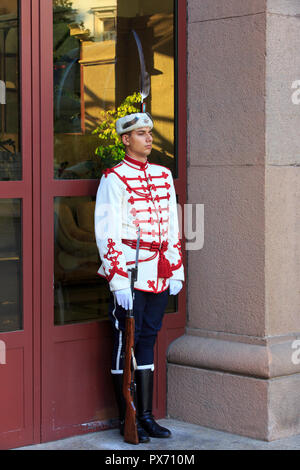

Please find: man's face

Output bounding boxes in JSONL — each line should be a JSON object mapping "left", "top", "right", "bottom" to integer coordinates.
{"left": 122, "top": 127, "right": 153, "bottom": 158}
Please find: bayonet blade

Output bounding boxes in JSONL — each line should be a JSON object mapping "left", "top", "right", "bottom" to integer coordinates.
{"left": 132, "top": 29, "right": 150, "bottom": 103}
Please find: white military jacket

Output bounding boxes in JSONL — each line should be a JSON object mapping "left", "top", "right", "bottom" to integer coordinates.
{"left": 95, "top": 154, "right": 184, "bottom": 293}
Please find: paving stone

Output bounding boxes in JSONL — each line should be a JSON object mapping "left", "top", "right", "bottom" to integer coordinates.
{"left": 15, "top": 419, "right": 300, "bottom": 451}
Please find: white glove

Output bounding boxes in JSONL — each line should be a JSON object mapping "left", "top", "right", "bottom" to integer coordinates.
{"left": 169, "top": 279, "right": 183, "bottom": 296}
{"left": 114, "top": 288, "right": 133, "bottom": 310}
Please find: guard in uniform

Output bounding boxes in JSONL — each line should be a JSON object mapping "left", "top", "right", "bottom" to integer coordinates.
{"left": 94, "top": 112, "right": 184, "bottom": 443}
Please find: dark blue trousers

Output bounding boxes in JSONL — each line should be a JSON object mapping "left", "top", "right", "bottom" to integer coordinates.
{"left": 109, "top": 288, "right": 169, "bottom": 374}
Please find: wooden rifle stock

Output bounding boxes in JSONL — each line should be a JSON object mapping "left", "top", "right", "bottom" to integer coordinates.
{"left": 123, "top": 227, "right": 141, "bottom": 445}
{"left": 123, "top": 314, "right": 138, "bottom": 445}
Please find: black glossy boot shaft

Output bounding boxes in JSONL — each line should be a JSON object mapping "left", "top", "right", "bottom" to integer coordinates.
{"left": 135, "top": 369, "right": 171, "bottom": 438}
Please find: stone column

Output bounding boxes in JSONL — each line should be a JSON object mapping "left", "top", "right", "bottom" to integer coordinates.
{"left": 167, "top": 0, "right": 300, "bottom": 441}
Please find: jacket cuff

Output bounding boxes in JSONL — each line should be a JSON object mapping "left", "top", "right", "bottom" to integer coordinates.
{"left": 170, "top": 265, "right": 185, "bottom": 282}
{"left": 109, "top": 275, "right": 131, "bottom": 292}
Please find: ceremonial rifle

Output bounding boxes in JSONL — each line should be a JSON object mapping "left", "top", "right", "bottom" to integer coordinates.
{"left": 123, "top": 31, "right": 150, "bottom": 444}
{"left": 123, "top": 227, "right": 141, "bottom": 445}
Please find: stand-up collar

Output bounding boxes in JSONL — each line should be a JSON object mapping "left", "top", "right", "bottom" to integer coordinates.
{"left": 124, "top": 154, "right": 148, "bottom": 170}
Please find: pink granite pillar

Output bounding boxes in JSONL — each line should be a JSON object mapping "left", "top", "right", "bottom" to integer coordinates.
{"left": 168, "top": 0, "right": 300, "bottom": 441}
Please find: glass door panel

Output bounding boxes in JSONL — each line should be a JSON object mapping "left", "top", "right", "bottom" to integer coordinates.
{"left": 117, "top": 0, "right": 176, "bottom": 174}
{"left": 53, "top": 0, "right": 114, "bottom": 180}
{"left": 53, "top": 194, "right": 176, "bottom": 325}
{"left": 0, "top": 198, "right": 22, "bottom": 332}
{"left": 0, "top": 0, "right": 21, "bottom": 181}
{"left": 54, "top": 195, "right": 110, "bottom": 325}
{"left": 53, "top": 0, "right": 176, "bottom": 179}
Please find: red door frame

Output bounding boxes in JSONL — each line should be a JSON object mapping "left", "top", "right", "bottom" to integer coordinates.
{"left": 40, "top": 0, "right": 109, "bottom": 443}
{"left": 39, "top": 0, "right": 187, "bottom": 442}
{"left": 0, "top": 0, "right": 187, "bottom": 448}
{"left": 0, "top": 0, "right": 33, "bottom": 449}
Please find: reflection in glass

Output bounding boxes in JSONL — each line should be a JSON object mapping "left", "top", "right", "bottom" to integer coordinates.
{"left": 54, "top": 196, "right": 110, "bottom": 325}
{"left": 0, "top": 199, "right": 22, "bottom": 332}
{"left": 0, "top": 1, "right": 21, "bottom": 181}
{"left": 53, "top": 0, "right": 175, "bottom": 179}
{"left": 165, "top": 292, "right": 177, "bottom": 315}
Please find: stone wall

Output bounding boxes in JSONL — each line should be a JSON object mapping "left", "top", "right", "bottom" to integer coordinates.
{"left": 167, "top": 0, "right": 300, "bottom": 441}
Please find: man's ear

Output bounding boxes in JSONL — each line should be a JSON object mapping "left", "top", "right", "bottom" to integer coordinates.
{"left": 121, "top": 133, "right": 130, "bottom": 146}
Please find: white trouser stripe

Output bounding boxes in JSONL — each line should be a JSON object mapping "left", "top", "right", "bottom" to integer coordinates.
{"left": 136, "top": 364, "right": 155, "bottom": 371}
{"left": 116, "top": 331, "right": 122, "bottom": 372}
{"left": 111, "top": 364, "right": 154, "bottom": 374}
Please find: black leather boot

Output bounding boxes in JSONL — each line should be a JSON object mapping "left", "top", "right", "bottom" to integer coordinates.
{"left": 135, "top": 369, "right": 171, "bottom": 438}
{"left": 111, "top": 373, "right": 150, "bottom": 444}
